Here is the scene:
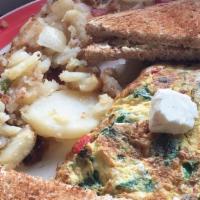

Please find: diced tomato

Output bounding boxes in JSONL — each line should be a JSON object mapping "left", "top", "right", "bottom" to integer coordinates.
{"left": 71, "top": 134, "right": 92, "bottom": 154}
{"left": 151, "top": 67, "right": 162, "bottom": 74}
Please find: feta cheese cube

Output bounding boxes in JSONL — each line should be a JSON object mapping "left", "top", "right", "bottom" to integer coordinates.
{"left": 149, "top": 89, "right": 198, "bottom": 134}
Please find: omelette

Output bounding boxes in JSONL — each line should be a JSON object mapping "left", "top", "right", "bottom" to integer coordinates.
{"left": 56, "top": 64, "right": 200, "bottom": 199}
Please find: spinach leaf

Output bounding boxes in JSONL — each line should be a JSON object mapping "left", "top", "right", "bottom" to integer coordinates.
{"left": 151, "top": 134, "right": 181, "bottom": 165}
{"left": 116, "top": 176, "right": 155, "bottom": 193}
{"left": 133, "top": 86, "right": 152, "bottom": 100}
{"left": 115, "top": 113, "right": 132, "bottom": 123}
{"left": 117, "top": 154, "right": 125, "bottom": 160}
{"left": 182, "top": 161, "right": 199, "bottom": 180}
{"left": 0, "top": 78, "right": 10, "bottom": 93}
{"left": 79, "top": 170, "right": 101, "bottom": 189}
{"left": 101, "top": 127, "right": 117, "bottom": 139}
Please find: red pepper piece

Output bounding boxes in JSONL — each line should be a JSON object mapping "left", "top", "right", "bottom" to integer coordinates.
{"left": 151, "top": 67, "right": 161, "bottom": 74}
{"left": 71, "top": 134, "right": 92, "bottom": 154}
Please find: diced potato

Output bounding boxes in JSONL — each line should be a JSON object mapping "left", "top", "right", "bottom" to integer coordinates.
{"left": 0, "top": 124, "right": 21, "bottom": 137}
{"left": 37, "top": 57, "right": 51, "bottom": 73}
{"left": 79, "top": 75, "right": 100, "bottom": 92}
{"left": 53, "top": 46, "right": 80, "bottom": 65}
{"left": 21, "top": 90, "right": 99, "bottom": 139}
{"left": 0, "top": 126, "right": 36, "bottom": 169}
{"left": 19, "top": 79, "right": 59, "bottom": 105}
{"left": 0, "top": 136, "right": 9, "bottom": 149}
{"left": 0, "top": 101, "right": 9, "bottom": 125}
{"left": 51, "top": 0, "right": 74, "bottom": 19}
{"left": 92, "top": 94, "right": 114, "bottom": 119}
{"left": 2, "top": 52, "right": 41, "bottom": 81}
{"left": 59, "top": 71, "right": 89, "bottom": 82}
{"left": 63, "top": 9, "right": 88, "bottom": 42}
{"left": 66, "top": 58, "right": 87, "bottom": 71}
{"left": 60, "top": 71, "right": 100, "bottom": 92}
{"left": 13, "top": 18, "right": 45, "bottom": 50}
{"left": 8, "top": 49, "right": 30, "bottom": 67}
{"left": 37, "top": 26, "right": 67, "bottom": 52}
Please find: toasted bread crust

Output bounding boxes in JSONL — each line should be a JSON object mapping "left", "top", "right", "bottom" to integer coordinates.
{"left": 83, "top": 43, "right": 200, "bottom": 63}
{"left": 87, "top": 0, "right": 200, "bottom": 49}
{"left": 0, "top": 168, "right": 126, "bottom": 200}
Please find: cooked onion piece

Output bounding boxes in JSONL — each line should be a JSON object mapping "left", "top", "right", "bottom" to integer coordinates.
{"left": 37, "top": 26, "right": 67, "bottom": 52}
{"left": 21, "top": 90, "right": 99, "bottom": 139}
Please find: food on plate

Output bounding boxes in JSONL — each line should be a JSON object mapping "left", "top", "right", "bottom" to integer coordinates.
{"left": 2, "top": 0, "right": 200, "bottom": 199}
{"left": 0, "top": 0, "right": 158, "bottom": 170}
{"left": 0, "top": 0, "right": 119, "bottom": 169}
{"left": 56, "top": 64, "right": 200, "bottom": 199}
{"left": 84, "top": 0, "right": 200, "bottom": 63}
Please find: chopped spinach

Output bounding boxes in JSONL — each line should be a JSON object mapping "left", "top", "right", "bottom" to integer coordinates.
{"left": 101, "top": 127, "right": 117, "bottom": 138}
{"left": 116, "top": 176, "right": 155, "bottom": 193}
{"left": 79, "top": 170, "right": 101, "bottom": 189}
{"left": 151, "top": 134, "right": 181, "bottom": 165}
{"left": 133, "top": 86, "right": 152, "bottom": 100}
{"left": 182, "top": 161, "right": 199, "bottom": 180}
{"left": 78, "top": 149, "right": 90, "bottom": 158}
{"left": 115, "top": 113, "right": 132, "bottom": 123}
{"left": 0, "top": 78, "right": 10, "bottom": 93}
{"left": 117, "top": 154, "right": 125, "bottom": 160}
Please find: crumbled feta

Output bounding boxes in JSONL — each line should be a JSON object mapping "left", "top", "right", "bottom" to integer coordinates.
{"left": 149, "top": 89, "right": 198, "bottom": 134}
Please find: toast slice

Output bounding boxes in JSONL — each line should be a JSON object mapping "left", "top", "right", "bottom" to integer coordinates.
{"left": 84, "top": 43, "right": 200, "bottom": 63}
{"left": 84, "top": 0, "right": 200, "bottom": 62}
{"left": 56, "top": 64, "right": 200, "bottom": 199}
{"left": 0, "top": 167, "right": 127, "bottom": 200}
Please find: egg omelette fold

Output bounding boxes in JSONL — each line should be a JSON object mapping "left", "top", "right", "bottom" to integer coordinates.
{"left": 56, "top": 64, "right": 200, "bottom": 200}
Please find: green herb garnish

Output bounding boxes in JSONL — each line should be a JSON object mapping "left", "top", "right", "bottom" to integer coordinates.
{"left": 0, "top": 78, "right": 10, "bottom": 93}
{"left": 115, "top": 113, "right": 133, "bottom": 123}
{"left": 151, "top": 134, "right": 181, "bottom": 165}
{"left": 101, "top": 127, "right": 117, "bottom": 138}
{"left": 182, "top": 161, "right": 199, "bottom": 180}
{"left": 116, "top": 176, "right": 155, "bottom": 193}
{"left": 133, "top": 86, "right": 152, "bottom": 100}
{"left": 117, "top": 154, "right": 125, "bottom": 160}
{"left": 79, "top": 170, "right": 101, "bottom": 189}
